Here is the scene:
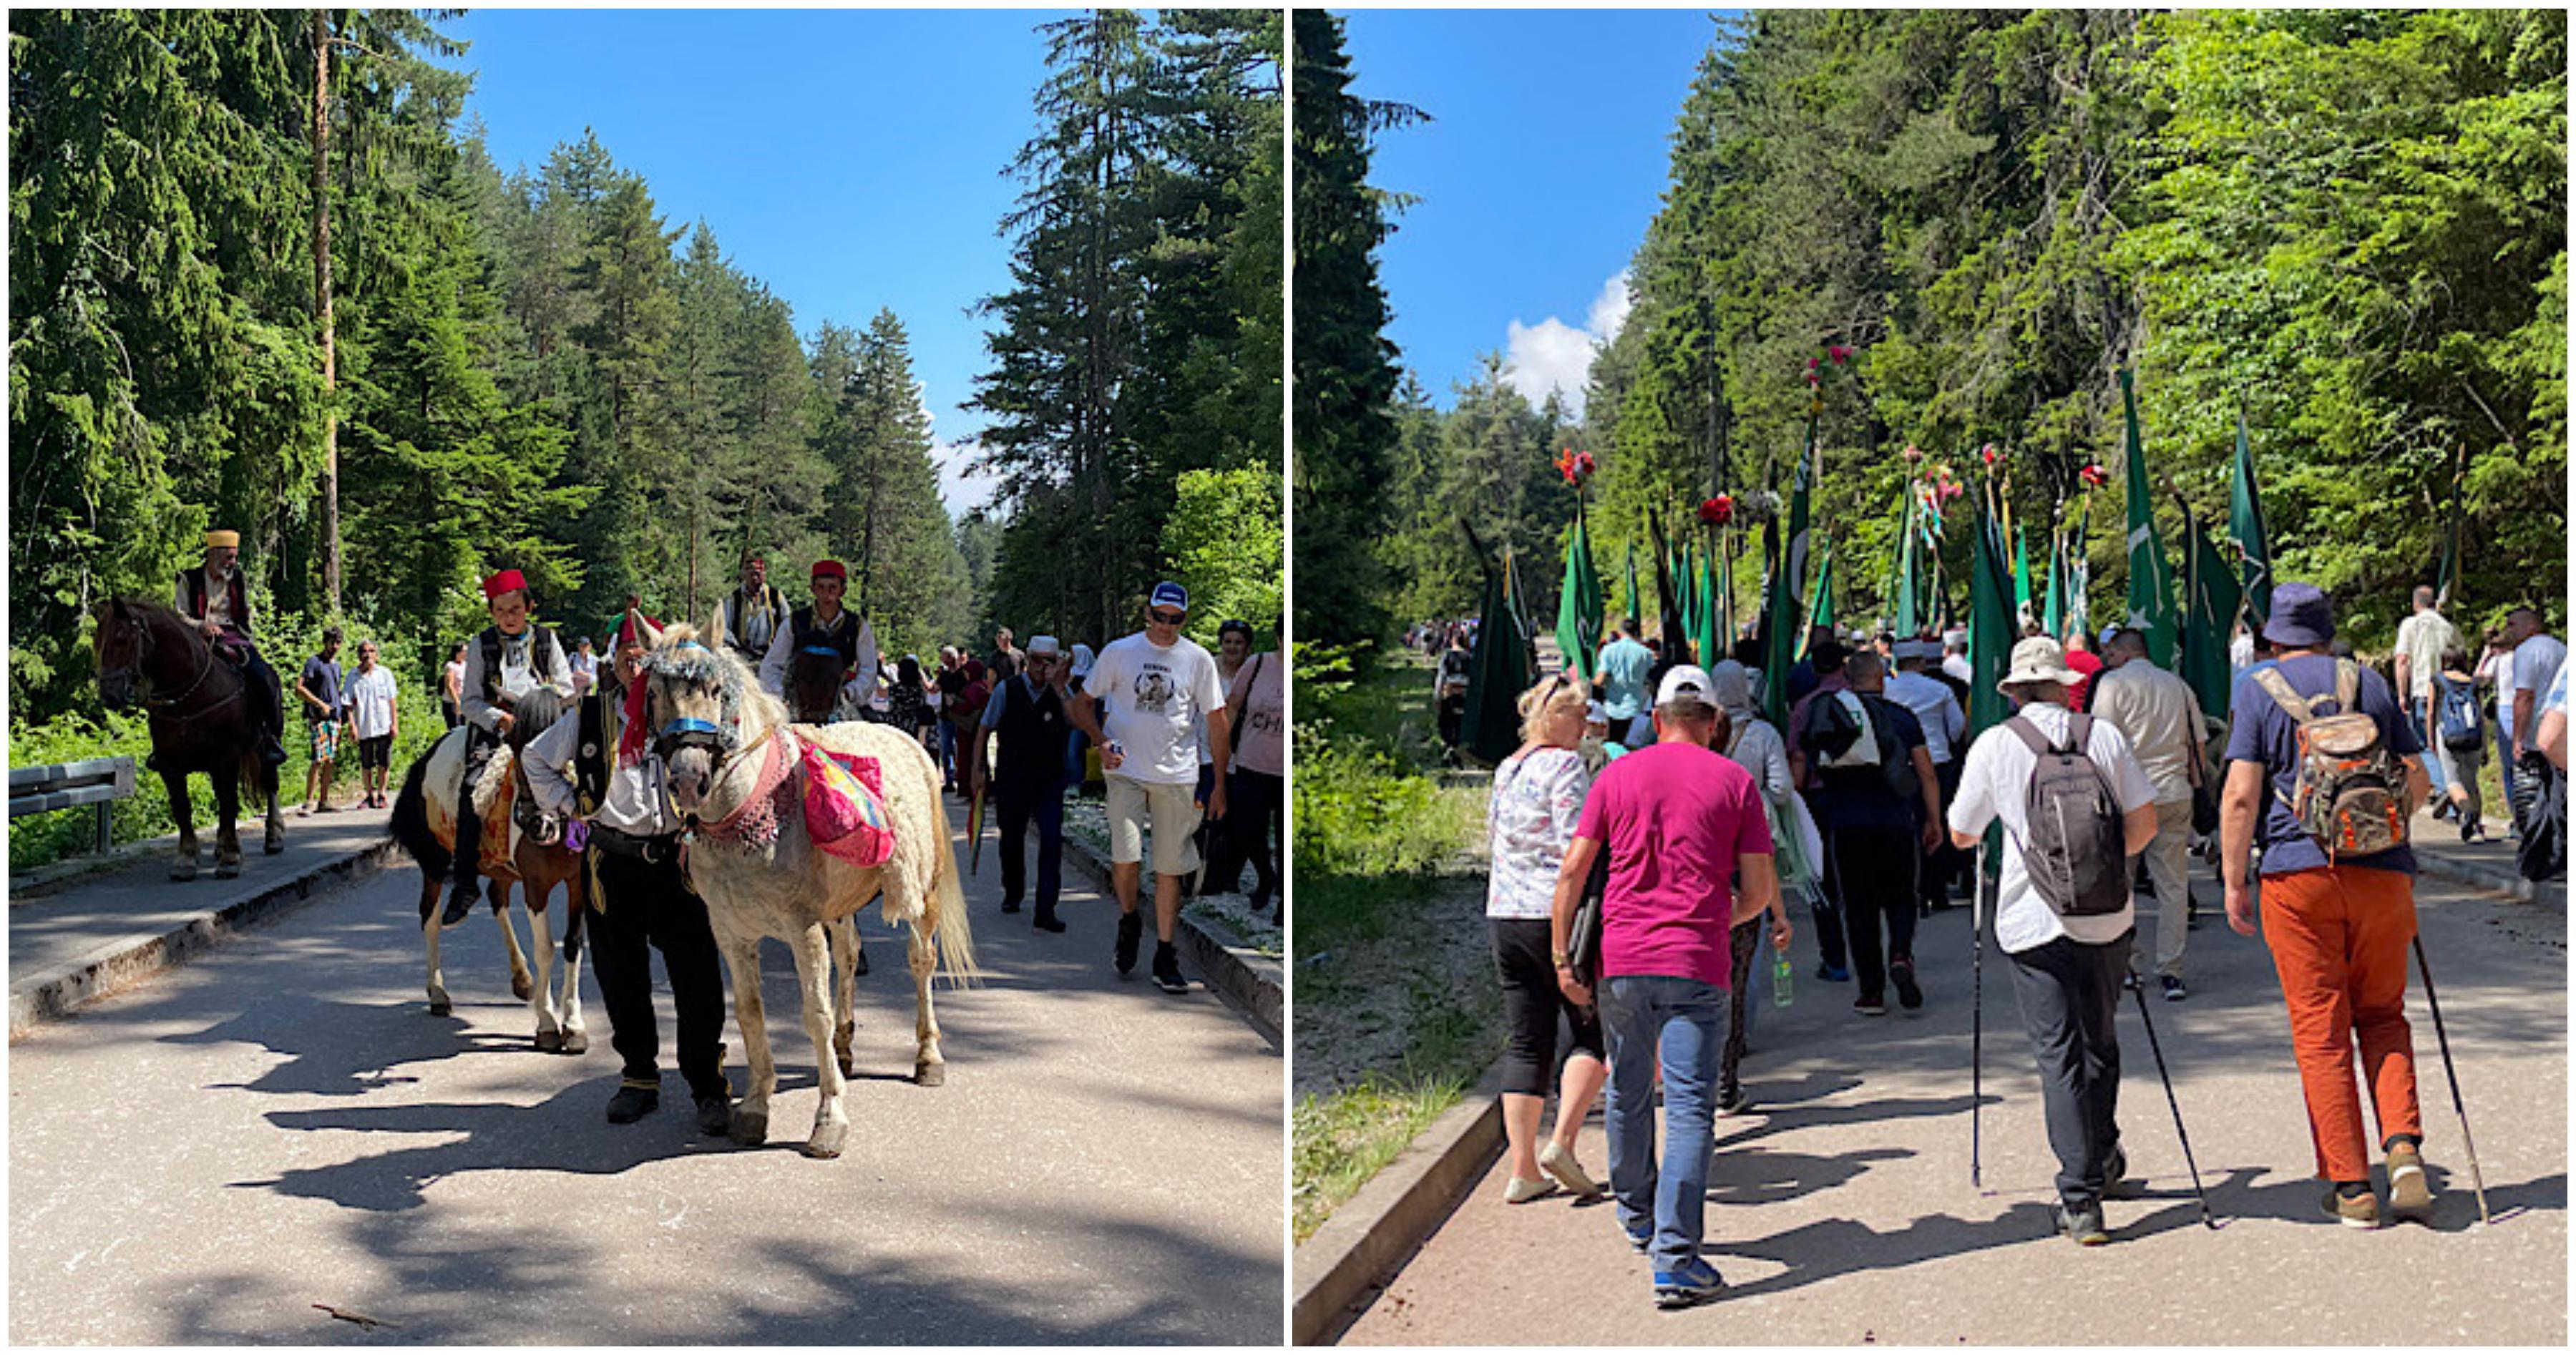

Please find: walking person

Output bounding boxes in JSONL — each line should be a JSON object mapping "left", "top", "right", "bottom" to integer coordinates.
{"left": 1784, "top": 638, "right": 1855, "bottom": 983}
{"left": 2392, "top": 586, "right": 2462, "bottom": 814}
{"left": 935, "top": 648, "right": 970, "bottom": 793}
{"left": 2218, "top": 583, "right": 2438, "bottom": 1228}
{"left": 1710, "top": 660, "right": 1800, "bottom": 1115}
{"left": 296, "top": 626, "right": 350, "bottom": 815}
{"left": 441, "top": 642, "right": 467, "bottom": 730}
{"left": 1221, "top": 635, "right": 1285, "bottom": 916}
{"left": 346, "top": 640, "right": 399, "bottom": 810}
{"left": 2503, "top": 606, "right": 2567, "bottom": 829}
{"left": 1068, "top": 583, "right": 1232, "bottom": 995}
{"left": 1888, "top": 637, "right": 1968, "bottom": 915}
{"left": 1195, "top": 619, "right": 1258, "bottom": 896}
{"left": 522, "top": 611, "right": 733, "bottom": 1135}
{"left": 1595, "top": 619, "right": 1656, "bottom": 748}
{"left": 974, "top": 636, "right": 1074, "bottom": 931}
{"left": 1792, "top": 650, "right": 1941, "bottom": 1014}
{"left": 568, "top": 636, "right": 599, "bottom": 699}
{"left": 2430, "top": 647, "right": 2492, "bottom": 841}
{"left": 2090, "top": 627, "right": 2210, "bottom": 999}
{"left": 1485, "top": 675, "right": 1609, "bottom": 1203}
{"left": 1549, "top": 665, "right": 1782, "bottom": 1308}
{"left": 1948, "top": 636, "right": 2162, "bottom": 1245}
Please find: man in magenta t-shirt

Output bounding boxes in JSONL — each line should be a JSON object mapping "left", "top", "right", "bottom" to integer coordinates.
{"left": 1551, "top": 664, "right": 1785, "bottom": 1310}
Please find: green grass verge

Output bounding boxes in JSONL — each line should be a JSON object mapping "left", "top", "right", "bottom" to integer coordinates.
{"left": 1293, "top": 1069, "right": 1470, "bottom": 1245}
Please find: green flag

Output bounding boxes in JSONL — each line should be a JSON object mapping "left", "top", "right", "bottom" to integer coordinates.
{"left": 1764, "top": 426, "right": 1818, "bottom": 727}
{"left": 2178, "top": 498, "right": 2243, "bottom": 722}
{"left": 2041, "top": 524, "right": 2065, "bottom": 641}
{"left": 1807, "top": 536, "right": 1835, "bottom": 636}
{"left": 2014, "top": 527, "right": 2035, "bottom": 633}
{"left": 1461, "top": 563, "right": 1532, "bottom": 765}
{"left": 1646, "top": 510, "right": 1690, "bottom": 661}
{"left": 2120, "top": 370, "right": 2179, "bottom": 667}
{"left": 1694, "top": 542, "right": 1724, "bottom": 668}
{"left": 2434, "top": 444, "right": 2467, "bottom": 610}
{"left": 2066, "top": 499, "right": 2093, "bottom": 639}
{"left": 1968, "top": 488, "right": 2016, "bottom": 738}
{"left": 1555, "top": 509, "right": 1603, "bottom": 681}
{"left": 1622, "top": 539, "right": 1641, "bottom": 629}
{"left": 1893, "top": 485, "right": 1922, "bottom": 637}
{"left": 2228, "top": 410, "right": 2271, "bottom": 625}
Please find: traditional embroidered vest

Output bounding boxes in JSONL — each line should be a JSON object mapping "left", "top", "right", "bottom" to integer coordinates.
{"left": 479, "top": 624, "right": 562, "bottom": 710}
{"left": 789, "top": 606, "right": 861, "bottom": 673}
{"left": 179, "top": 566, "right": 252, "bottom": 636}
{"left": 992, "top": 676, "right": 1069, "bottom": 788}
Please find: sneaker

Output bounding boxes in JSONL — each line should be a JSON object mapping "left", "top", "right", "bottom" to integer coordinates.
{"left": 1503, "top": 1174, "right": 1560, "bottom": 1204}
{"left": 2161, "top": 975, "right": 2187, "bottom": 1002}
{"left": 605, "top": 1082, "right": 660, "bottom": 1124}
{"left": 1114, "top": 910, "right": 1143, "bottom": 974}
{"left": 2104, "top": 1145, "right": 2135, "bottom": 1198}
{"left": 1652, "top": 1258, "right": 1726, "bottom": 1310}
{"left": 1891, "top": 960, "right": 1923, "bottom": 1010}
{"left": 1854, "top": 997, "right": 1887, "bottom": 1017}
{"left": 2059, "top": 1203, "right": 2111, "bottom": 1246}
{"left": 2386, "top": 1142, "right": 2436, "bottom": 1221}
{"left": 695, "top": 1094, "right": 733, "bottom": 1137}
{"left": 2322, "top": 1185, "right": 2381, "bottom": 1229}
{"left": 1538, "top": 1140, "right": 1601, "bottom": 1198}
{"left": 1717, "top": 1087, "right": 1755, "bottom": 1117}
{"left": 1001, "top": 897, "right": 1022, "bottom": 915}
{"left": 1033, "top": 904, "right": 1067, "bottom": 934}
{"left": 1151, "top": 942, "right": 1189, "bottom": 994}
{"left": 1815, "top": 962, "right": 1850, "bottom": 984}
{"left": 1622, "top": 1221, "right": 1653, "bottom": 1253}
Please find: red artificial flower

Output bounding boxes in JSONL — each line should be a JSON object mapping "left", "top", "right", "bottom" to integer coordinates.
{"left": 2079, "top": 462, "right": 2109, "bottom": 488}
{"left": 1697, "top": 494, "right": 1735, "bottom": 526}
{"left": 1576, "top": 451, "right": 1596, "bottom": 476}
{"left": 1980, "top": 443, "right": 2000, "bottom": 466}
{"left": 1903, "top": 444, "right": 1923, "bottom": 463}
{"left": 1829, "top": 345, "right": 1852, "bottom": 366}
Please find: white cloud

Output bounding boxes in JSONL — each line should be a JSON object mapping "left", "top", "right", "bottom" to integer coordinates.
{"left": 935, "top": 438, "right": 1002, "bottom": 519}
{"left": 1500, "top": 270, "right": 1631, "bottom": 418}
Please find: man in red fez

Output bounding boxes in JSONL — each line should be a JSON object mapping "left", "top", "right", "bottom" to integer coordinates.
{"left": 446, "top": 568, "right": 575, "bottom": 923}
{"left": 756, "top": 558, "right": 879, "bottom": 720}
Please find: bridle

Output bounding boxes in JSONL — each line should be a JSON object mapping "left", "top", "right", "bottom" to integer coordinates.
{"left": 107, "top": 609, "right": 232, "bottom": 720}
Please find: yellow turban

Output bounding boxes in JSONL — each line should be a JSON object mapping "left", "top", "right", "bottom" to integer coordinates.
{"left": 203, "top": 529, "right": 240, "bottom": 549}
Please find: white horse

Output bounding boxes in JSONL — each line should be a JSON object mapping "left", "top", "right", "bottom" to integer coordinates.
{"left": 641, "top": 625, "right": 977, "bottom": 1159}
{"left": 386, "top": 691, "right": 589, "bottom": 1054}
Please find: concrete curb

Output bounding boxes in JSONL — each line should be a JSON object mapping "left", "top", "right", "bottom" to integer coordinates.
{"left": 2414, "top": 848, "right": 2561, "bottom": 906}
{"left": 9, "top": 835, "right": 401, "bottom": 1040}
{"left": 1292, "top": 1076, "right": 1503, "bottom": 1346}
{"left": 1059, "top": 834, "right": 1283, "bottom": 1044}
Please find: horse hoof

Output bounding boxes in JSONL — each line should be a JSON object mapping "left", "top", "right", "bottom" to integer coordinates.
{"left": 511, "top": 974, "right": 535, "bottom": 1002}
{"left": 171, "top": 864, "right": 199, "bottom": 882}
{"left": 803, "top": 1122, "right": 849, "bottom": 1160}
{"left": 914, "top": 1062, "right": 946, "bottom": 1087}
{"left": 728, "top": 1110, "right": 769, "bottom": 1146}
{"left": 428, "top": 998, "right": 452, "bottom": 1017}
{"left": 263, "top": 836, "right": 285, "bottom": 856}
{"left": 535, "top": 1029, "right": 564, "bottom": 1053}
{"left": 214, "top": 860, "right": 241, "bottom": 879}
{"left": 562, "top": 1029, "right": 590, "bottom": 1055}
{"left": 837, "top": 1055, "right": 858, "bottom": 1080}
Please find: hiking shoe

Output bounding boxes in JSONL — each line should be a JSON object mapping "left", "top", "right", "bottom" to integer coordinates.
{"left": 695, "top": 1094, "right": 733, "bottom": 1137}
{"left": 2059, "top": 1203, "right": 2111, "bottom": 1246}
{"left": 1503, "top": 1174, "right": 1560, "bottom": 1204}
{"left": 1001, "top": 896, "right": 1022, "bottom": 915}
{"left": 2161, "top": 975, "right": 2187, "bottom": 1002}
{"left": 605, "top": 1082, "right": 660, "bottom": 1124}
{"left": 1653, "top": 1258, "right": 1726, "bottom": 1310}
{"left": 2104, "top": 1145, "right": 2137, "bottom": 1198}
{"left": 1854, "top": 997, "right": 1887, "bottom": 1017}
{"left": 1151, "top": 942, "right": 1189, "bottom": 994}
{"left": 1717, "top": 1087, "right": 1755, "bottom": 1117}
{"left": 1538, "top": 1140, "right": 1601, "bottom": 1198}
{"left": 1891, "top": 960, "right": 1923, "bottom": 1010}
{"left": 2386, "top": 1143, "right": 2435, "bottom": 1221}
{"left": 1815, "top": 962, "right": 1850, "bottom": 984}
{"left": 1033, "top": 904, "right": 1067, "bottom": 934}
{"left": 2322, "top": 1185, "right": 2381, "bottom": 1229}
{"left": 1114, "top": 910, "right": 1143, "bottom": 974}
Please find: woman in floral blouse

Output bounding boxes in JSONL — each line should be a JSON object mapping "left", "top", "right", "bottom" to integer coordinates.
{"left": 1485, "top": 672, "right": 1609, "bottom": 1203}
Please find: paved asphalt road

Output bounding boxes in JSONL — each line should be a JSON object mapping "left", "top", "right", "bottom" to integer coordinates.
{"left": 11, "top": 796, "right": 1283, "bottom": 1344}
{"left": 1340, "top": 870, "right": 2565, "bottom": 1345}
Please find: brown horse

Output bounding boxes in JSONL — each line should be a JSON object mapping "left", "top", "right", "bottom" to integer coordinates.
{"left": 92, "top": 598, "right": 282, "bottom": 880}
{"left": 386, "top": 688, "right": 590, "bottom": 1051}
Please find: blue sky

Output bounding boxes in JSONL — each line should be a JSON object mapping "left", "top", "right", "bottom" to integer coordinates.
{"left": 447, "top": 9, "right": 1081, "bottom": 514}
{"left": 1339, "top": 9, "right": 1728, "bottom": 416}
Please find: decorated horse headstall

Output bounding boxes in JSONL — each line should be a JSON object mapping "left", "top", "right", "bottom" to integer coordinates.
{"left": 641, "top": 640, "right": 747, "bottom": 763}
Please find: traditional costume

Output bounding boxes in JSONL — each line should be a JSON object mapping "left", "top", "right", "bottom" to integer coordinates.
{"left": 172, "top": 529, "right": 287, "bottom": 765}
{"left": 447, "top": 569, "right": 575, "bottom": 919}
{"left": 716, "top": 559, "right": 791, "bottom": 670}
{"left": 757, "top": 559, "right": 880, "bottom": 721}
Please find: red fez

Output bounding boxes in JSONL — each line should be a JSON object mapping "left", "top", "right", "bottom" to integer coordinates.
{"left": 482, "top": 569, "right": 529, "bottom": 602}
{"left": 811, "top": 559, "right": 847, "bottom": 582}
{"left": 614, "top": 611, "right": 663, "bottom": 650}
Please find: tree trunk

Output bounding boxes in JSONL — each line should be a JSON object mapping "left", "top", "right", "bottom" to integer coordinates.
{"left": 312, "top": 9, "right": 341, "bottom": 618}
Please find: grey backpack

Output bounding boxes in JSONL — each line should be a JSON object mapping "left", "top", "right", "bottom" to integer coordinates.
{"left": 2004, "top": 713, "right": 2131, "bottom": 917}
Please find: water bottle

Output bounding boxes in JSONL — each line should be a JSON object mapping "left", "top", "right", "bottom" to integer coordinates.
{"left": 1771, "top": 945, "right": 1794, "bottom": 1008}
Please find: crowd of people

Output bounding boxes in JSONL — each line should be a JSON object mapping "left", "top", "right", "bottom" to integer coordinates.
{"left": 1471, "top": 580, "right": 2567, "bottom": 1308}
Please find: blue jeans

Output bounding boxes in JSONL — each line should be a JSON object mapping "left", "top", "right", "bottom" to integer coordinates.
{"left": 937, "top": 719, "right": 958, "bottom": 782}
{"left": 2497, "top": 706, "right": 2519, "bottom": 811}
{"left": 1601, "top": 974, "right": 1725, "bottom": 1271}
{"left": 2411, "top": 698, "right": 2449, "bottom": 796}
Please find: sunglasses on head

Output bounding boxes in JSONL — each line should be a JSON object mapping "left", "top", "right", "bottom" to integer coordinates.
{"left": 1148, "top": 610, "right": 1185, "bottom": 625}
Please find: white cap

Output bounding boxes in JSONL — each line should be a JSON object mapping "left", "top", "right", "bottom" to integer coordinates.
{"left": 1028, "top": 635, "right": 1062, "bottom": 657}
{"left": 1894, "top": 637, "right": 1939, "bottom": 662}
{"left": 1585, "top": 700, "right": 1609, "bottom": 725}
{"left": 1656, "top": 665, "right": 1717, "bottom": 708}
{"left": 1942, "top": 627, "right": 1971, "bottom": 650}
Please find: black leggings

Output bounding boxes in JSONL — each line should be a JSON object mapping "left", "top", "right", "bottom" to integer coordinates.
{"left": 1492, "top": 916, "right": 1605, "bottom": 1096}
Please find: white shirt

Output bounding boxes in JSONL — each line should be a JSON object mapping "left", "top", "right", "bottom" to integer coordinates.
{"left": 2510, "top": 633, "right": 2567, "bottom": 706}
{"left": 2394, "top": 610, "right": 2459, "bottom": 699}
{"left": 756, "top": 613, "right": 881, "bottom": 713}
{"left": 1946, "top": 702, "right": 2157, "bottom": 955}
{"left": 1485, "top": 746, "right": 1589, "bottom": 920}
{"left": 346, "top": 666, "right": 399, "bottom": 740}
{"left": 522, "top": 691, "right": 680, "bottom": 838}
{"left": 1087, "top": 630, "right": 1226, "bottom": 786}
{"left": 1941, "top": 652, "right": 1973, "bottom": 685}
{"left": 2086, "top": 657, "right": 2204, "bottom": 805}
{"left": 1885, "top": 670, "right": 1967, "bottom": 764}
{"left": 459, "top": 627, "right": 573, "bottom": 734}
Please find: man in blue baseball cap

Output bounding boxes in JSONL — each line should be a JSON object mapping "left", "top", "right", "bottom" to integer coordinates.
{"left": 1068, "top": 582, "right": 1234, "bottom": 994}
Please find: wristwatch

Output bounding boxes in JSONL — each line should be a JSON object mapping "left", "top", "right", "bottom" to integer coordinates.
{"left": 1551, "top": 949, "right": 1572, "bottom": 968}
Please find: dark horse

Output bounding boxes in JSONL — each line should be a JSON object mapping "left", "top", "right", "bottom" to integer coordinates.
{"left": 787, "top": 646, "right": 849, "bottom": 725}
{"left": 92, "top": 598, "right": 283, "bottom": 880}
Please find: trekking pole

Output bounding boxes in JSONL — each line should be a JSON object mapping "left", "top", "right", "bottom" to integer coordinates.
{"left": 2412, "top": 934, "right": 2491, "bottom": 1225}
{"left": 1970, "top": 839, "right": 1986, "bottom": 1190}
{"left": 2127, "top": 979, "right": 2217, "bottom": 1228}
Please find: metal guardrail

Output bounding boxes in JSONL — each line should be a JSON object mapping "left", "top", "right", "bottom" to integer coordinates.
{"left": 9, "top": 757, "right": 138, "bottom": 856}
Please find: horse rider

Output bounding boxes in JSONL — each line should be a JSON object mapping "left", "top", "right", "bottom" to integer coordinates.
{"left": 172, "top": 528, "right": 288, "bottom": 767}
{"left": 757, "top": 558, "right": 880, "bottom": 718}
{"left": 522, "top": 610, "right": 734, "bottom": 1135}
{"left": 447, "top": 568, "right": 575, "bottom": 924}
{"left": 714, "top": 552, "right": 791, "bottom": 672}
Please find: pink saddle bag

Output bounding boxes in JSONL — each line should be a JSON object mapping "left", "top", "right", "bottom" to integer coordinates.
{"left": 800, "top": 742, "right": 896, "bottom": 869}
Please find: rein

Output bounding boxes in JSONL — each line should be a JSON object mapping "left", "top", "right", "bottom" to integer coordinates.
{"left": 119, "top": 613, "right": 236, "bottom": 720}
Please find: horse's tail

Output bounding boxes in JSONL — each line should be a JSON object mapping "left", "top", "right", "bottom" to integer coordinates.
{"left": 235, "top": 749, "right": 267, "bottom": 813}
{"left": 927, "top": 753, "right": 981, "bottom": 987}
{"left": 389, "top": 747, "right": 449, "bottom": 879}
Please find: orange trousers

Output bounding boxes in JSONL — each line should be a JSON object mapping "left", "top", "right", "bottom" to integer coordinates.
{"left": 2260, "top": 865, "right": 2422, "bottom": 1183}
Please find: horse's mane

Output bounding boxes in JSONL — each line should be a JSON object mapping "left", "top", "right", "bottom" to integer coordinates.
{"left": 96, "top": 596, "right": 213, "bottom": 657}
{"left": 647, "top": 622, "right": 786, "bottom": 744}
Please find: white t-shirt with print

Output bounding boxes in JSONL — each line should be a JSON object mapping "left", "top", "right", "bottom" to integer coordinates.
{"left": 1486, "top": 745, "right": 1590, "bottom": 921}
{"left": 1088, "top": 631, "right": 1226, "bottom": 786}
{"left": 347, "top": 667, "right": 399, "bottom": 740}
{"left": 1946, "top": 702, "right": 2157, "bottom": 956}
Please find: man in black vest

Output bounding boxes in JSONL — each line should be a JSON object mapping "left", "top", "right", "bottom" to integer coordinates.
{"left": 756, "top": 558, "right": 878, "bottom": 718}
{"left": 172, "top": 528, "right": 288, "bottom": 766}
{"left": 716, "top": 553, "right": 790, "bottom": 671}
{"left": 449, "top": 569, "right": 574, "bottom": 924}
{"left": 975, "top": 634, "right": 1073, "bottom": 931}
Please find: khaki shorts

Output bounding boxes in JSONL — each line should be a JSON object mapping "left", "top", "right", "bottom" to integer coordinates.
{"left": 1106, "top": 774, "right": 1201, "bottom": 877}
